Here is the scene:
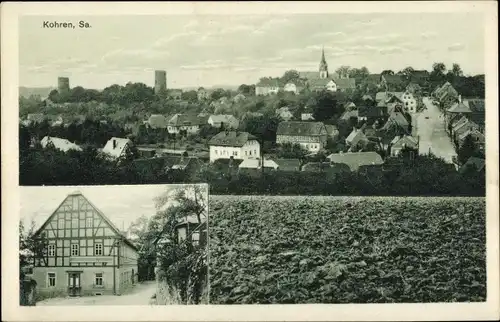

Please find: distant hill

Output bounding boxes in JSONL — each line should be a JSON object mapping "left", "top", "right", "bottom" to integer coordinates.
{"left": 19, "top": 87, "right": 55, "bottom": 99}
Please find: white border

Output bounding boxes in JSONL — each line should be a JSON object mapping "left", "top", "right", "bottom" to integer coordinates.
{"left": 2, "top": 1, "right": 499, "bottom": 321}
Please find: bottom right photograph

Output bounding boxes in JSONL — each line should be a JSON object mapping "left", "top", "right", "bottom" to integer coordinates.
{"left": 208, "top": 196, "right": 486, "bottom": 304}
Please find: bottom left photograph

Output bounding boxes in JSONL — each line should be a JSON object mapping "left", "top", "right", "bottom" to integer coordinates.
{"left": 19, "top": 184, "right": 209, "bottom": 306}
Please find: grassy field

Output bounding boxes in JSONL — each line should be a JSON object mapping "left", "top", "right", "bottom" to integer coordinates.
{"left": 209, "top": 196, "right": 486, "bottom": 304}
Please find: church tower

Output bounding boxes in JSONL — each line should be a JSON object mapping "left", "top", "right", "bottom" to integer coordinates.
{"left": 319, "top": 47, "right": 328, "bottom": 79}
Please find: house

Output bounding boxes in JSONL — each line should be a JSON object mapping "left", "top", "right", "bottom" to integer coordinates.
{"left": 345, "top": 127, "right": 368, "bottom": 147}
{"left": 167, "top": 114, "right": 202, "bottom": 134}
{"left": 301, "top": 162, "right": 333, "bottom": 172}
{"left": 283, "top": 82, "right": 299, "bottom": 94}
{"left": 385, "top": 92, "right": 404, "bottom": 105}
{"left": 232, "top": 93, "right": 246, "bottom": 103}
{"left": 147, "top": 114, "right": 168, "bottom": 129}
{"left": 207, "top": 114, "right": 240, "bottom": 129}
{"left": 453, "top": 119, "right": 480, "bottom": 141}
{"left": 409, "top": 70, "right": 430, "bottom": 85}
{"left": 344, "top": 102, "right": 356, "bottom": 110}
{"left": 362, "top": 94, "right": 375, "bottom": 102}
{"left": 276, "top": 121, "right": 328, "bottom": 153}
{"left": 308, "top": 78, "right": 355, "bottom": 92}
{"left": 459, "top": 157, "right": 485, "bottom": 174}
{"left": 239, "top": 158, "right": 279, "bottom": 170}
{"left": 382, "top": 112, "right": 410, "bottom": 133}
{"left": 163, "top": 156, "right": 202, "bottom": 175}
{"left": 301, "top": 110, "right": 315, "bottom": 121}
{"left": 41, "top": 136, "right": 82, "bottom": 153}
{"left": 208, "top": 131, "right": 260, "bottom": 163}
{"left": 381, "top": 74, "right": 405, "bottom": 91}
{"left": 274, "top": 158, "right": 301, "bottom": 172}
{"left": 401, "top": 91, "right": 418, "bottom": 113}
{"left": 255, "top": 79, "right": 280, "bottom": 96}
{"left": 276, "top": 107, "right": 294, "bottom": 121}
{"left": 102, "top": 137, "right": 133, "bottom": 160}
{"left": 168, "top": 89, "right": 183, "bottom": 100}
{"left": 31, "top": 191, "right": 138, "bottom": 297}
{"left": 340, "top": 109, "right": 358, "bottom": 122}
{"left": 197, "top": 88, "right": 210, "bottom": 100}
{"left": 375, "top": 92, "right": 390, "bottom": 103}
{"left": 465, "top": 99, "right": 485, "bottom": 129}
{"left": 358, "top": 105, "right": 384, "bottom": 123}
{"left": 390, "top": 135, "right": 419, "bottom": 156}
{"left": 49, "top": 115, "right": 64, "bottom": 127}
{"left": 325, "top": 124, "right": 340, "bottom": 141}
{"left": 446, "top": 96, "right": 472, "bottom": 127}
{"left": 327, "top": 151, "right": 384, "bottom": 172}
{"left": 437, "top": 82, "right": 459, "bottom": 109}
{"left": 457, "top": 128, "right": 485, "bottom": 150}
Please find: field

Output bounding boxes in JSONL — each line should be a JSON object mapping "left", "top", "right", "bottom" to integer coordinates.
{"left": 209, "top": 196, "right": 486, "bottom": 304}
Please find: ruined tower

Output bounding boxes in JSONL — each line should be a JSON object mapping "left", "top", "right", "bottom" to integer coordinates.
{"left": 57, "top": 77, "right": 70, "bottom": 93}
{"left": 319, "top": 47, "right": 328, "bottom": 79}
{"left": 154, "top": 70, "right": 167, "bottom": 95}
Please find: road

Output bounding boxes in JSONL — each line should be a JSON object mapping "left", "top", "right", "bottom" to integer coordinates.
{"left": 414, "top": 97, "right": 457, "bottom": 163}
{"left": 36, "top": 281, "right": 157, "bottom": 306}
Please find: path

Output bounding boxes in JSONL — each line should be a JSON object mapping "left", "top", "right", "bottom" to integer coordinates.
{"left": 36, "top": 281, "right": 157, "bottom": 306}
{"left": 414, "top": 97, "right": 456, "bottom": 163}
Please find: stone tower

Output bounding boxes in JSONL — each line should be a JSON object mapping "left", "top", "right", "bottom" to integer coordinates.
{"left": 319, "top": 47, "right": 328, "bottom": 79}
{"left": 154, "top": 70, "right": 167, "bottom": 95}
{"left": 57, "top": 77, "right": 70, "bottom": 93}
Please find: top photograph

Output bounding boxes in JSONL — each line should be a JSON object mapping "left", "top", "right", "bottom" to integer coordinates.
{"left": 19, "top": 13, "right": 486, "bottom": 196}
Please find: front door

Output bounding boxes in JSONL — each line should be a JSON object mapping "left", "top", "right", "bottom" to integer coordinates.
{"left": 68, "top": 272, "right": 81, "bottom": 297}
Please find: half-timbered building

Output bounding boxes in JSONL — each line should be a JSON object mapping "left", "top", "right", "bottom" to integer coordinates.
{"left": 31, "top": 191, "right": 139, "bottom": 297}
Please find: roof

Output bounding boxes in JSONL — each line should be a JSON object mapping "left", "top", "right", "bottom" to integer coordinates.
{"left": 451, "top": 115, "right": 469, "bottom": 129}
{"left": 411, "top": 70, "right": 430, "bottom": 78}
{"left": 34, "top": 191, "right": 138, "bottom": 251}
{"left": 209, "top": 114, "right": 238, "bottom": 124}
{"left": 447, "top": 101, "right": 472, "bottom": 113}
{"left": 458, "top": 128, "right": 484, "bottom": 142}
{"left": 333, "top": 78, "right": 356, "bottom": 90}
{"left": 301, "top": 162, "right": 332, "bottom": 172}
{"left": 208, "top": 131, "right": 257, "bottom": 147}
{"left": 148, "top": 114, "right": 168, "bottom": 129}
{"left": 391, "top": 135, "right": 419, "bottom": 149}
{"left": 164, "top": 156, "right": 199, "bottom": 170}
{"left": 274, "top": 158, "right": 301, "bottom": 171}
{"left": 375, "top": 92, "right": 389, "bottom": 102}
{"left": 362, "top": 94, "right": 374, "bottom": 101}
{"left": 256, "top": 78, "right": 280, "bottom": 87}
{"left": 466, "top": 99, "right": 485, "bottom": 113}
{"left": 40, "top": 136, "right": 82, "bottom": 152}
{"left": 325, "top": 124, "right": 339, "bottom": 137}
{"left": 276, "top": 121, "right": 326, "bottom": 136}
{"left": 239, "top": 159, "right": 279, "bottom": 169}
{"left": 168, "top": 114, "right": 203, "bottom": 126}
{"left": 102, "top": 137, "right": 132, "bottom": 159}
{"left": 382, "top": 74, "right": 404, "bottom": 85}
{"left": 346, "top": 128, "right": 368, "bottom": 146}
{"left": 327, "top": 152, "right": 384, "bottom": 171}
{"left": 364, "top": 74, "right": 382, "bottom": 84}
{"left": 386, "top": 92, "right": 404, "bottom": 103}
{"left": 345, "top": 102, "right": 356, "bottom": 109}
{"left": 340, "top": 110, "right": 358, "bottom": 120}
{"left": 454, "top": 120, "right": 479, "bottom": 137}
{"left": 459, "top": 157, "right": 485, "bottom": 173}
{"left": 308, "top": 78, "right": 331, "bottom": 89}
{"left": 387, "top": 112, "right": 409, "bottom": 127}
{"left": 359, "top": 106, "right": 383, "bottom": 118}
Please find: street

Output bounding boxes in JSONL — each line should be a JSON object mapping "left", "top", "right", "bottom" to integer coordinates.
{"left": 36, "top": 281, "right": 157, "bottom": 306}
{"left": 414, "top": 97, "right": 457, "bottom": 163}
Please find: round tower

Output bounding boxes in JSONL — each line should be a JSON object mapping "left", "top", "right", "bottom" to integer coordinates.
{"left": 154, "top": 70, "right": 167, "bottom": 95}
{"left": 57, "top": 77, "right": 70, "bottom": 93}
{"left": 319, "top": 47, "right": 328, "bottom": 79}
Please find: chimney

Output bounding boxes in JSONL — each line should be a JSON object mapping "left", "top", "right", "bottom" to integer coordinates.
{"left": 113, "top": 139, "right": 117, "bottom": 149}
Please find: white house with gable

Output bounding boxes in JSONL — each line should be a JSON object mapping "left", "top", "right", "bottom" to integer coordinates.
{"left": 102, "top": 137, "right": 133, "bottom": 160}
{"left": 208, "top": 131, "right": 260, "bottom": 163}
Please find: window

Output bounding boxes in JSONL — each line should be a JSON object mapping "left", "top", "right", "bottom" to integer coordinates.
{"left": 215, "top": 150, "right": 218, "bottom": 155}
{"left": 245, "top": 151, "right": 247, "bottom": 156}
{"left": 233, "top": 151, "right": 238, "bottom": 157}
{"left": 47, "top": 273, "right": 56, "bottom": 287}
{"left": 58, "top": 218, "right": 64, "bottom": 229}
{"left": 249, "top": 150, "right": 252, "bottom": 156}
{"left": 95, "top": 273, "right": 103, "bottom": 286}
{"left": 71, "top": 244, "right": 79, "bottom": 256}
{"left": 95, "top": 243, "right": 103, "bottom": 256}
{"left": 254, "top": 150, "right": 257, "bottom": 156}
{"left": 86, "top": 217, "right": 93, "bottom": 228}
{"left": 48, "top": 244, "right": 55, "bottom": 256}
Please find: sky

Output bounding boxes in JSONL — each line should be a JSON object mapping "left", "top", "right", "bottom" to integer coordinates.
{"left": 19, "top": 13, "right": 485, "bottom": 89}
{"left": 19, "top": 184, "right": 208, "bottom": 231}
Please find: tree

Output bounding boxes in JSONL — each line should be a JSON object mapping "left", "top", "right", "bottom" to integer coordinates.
{"left": 349, "top": 67, "right": 370, "bottom": 80}
{"left": 311, "top": 91, "right": 342, "bottom": 122}
{"left": 181, "top": 90, "right": 198, "bottom": 102}
{"left": 432, "top": 62, "right": 446, "bottom": 76}
{"left": 381, "top": 70, "right": 395, "bottom": 76}
{"left": 335, "top": 65, "right": 351, "bottom": 79}
{"left": 210, "top": 88, "right": 227, "bottom": 101}
{"left": 281, "top": 70, "right": 300, "bottom": 84}
{"left": 400, "top": 66, "right": 414, "bottom": 79}
{"left": 451, "top": 63, "right": 463, "bottom": 77}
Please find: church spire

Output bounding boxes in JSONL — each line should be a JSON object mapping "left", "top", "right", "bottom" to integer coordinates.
{"left": 319, "top": 46, "right": 328, "bottom": 79}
